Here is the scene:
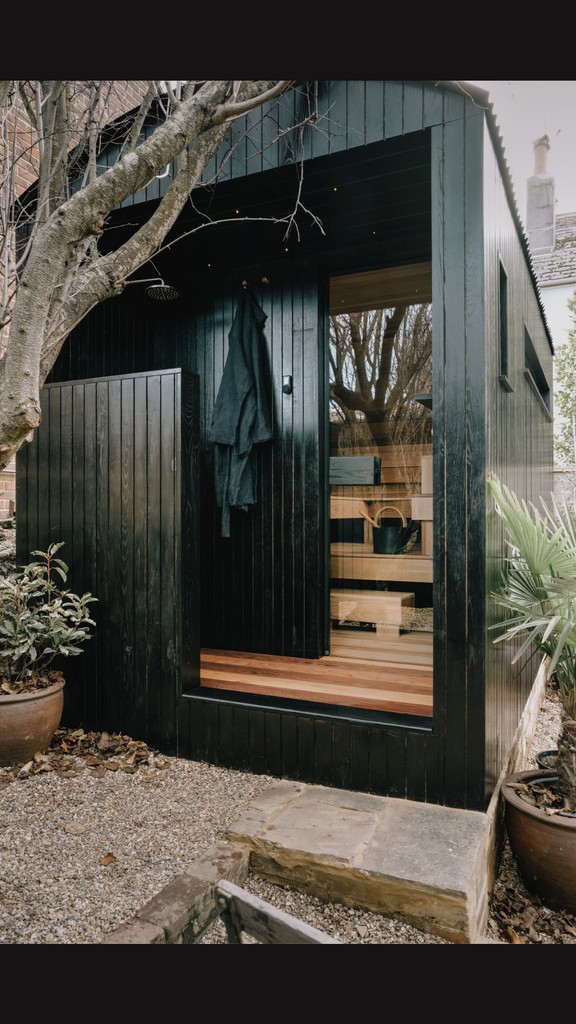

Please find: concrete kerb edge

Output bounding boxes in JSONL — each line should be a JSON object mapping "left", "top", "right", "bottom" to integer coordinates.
{"left": 99, "top": 839, "right": 250, "bottom": 944}
{"left": 466, "top": 662, "right": 549, "bottom": 945}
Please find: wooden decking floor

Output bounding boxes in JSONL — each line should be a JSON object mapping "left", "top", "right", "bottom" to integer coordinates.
{"left": 200, "top": 630, "right": 433, "bottom": 717}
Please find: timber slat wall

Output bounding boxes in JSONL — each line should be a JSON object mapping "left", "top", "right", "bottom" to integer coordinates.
{"left": 482, "top": 117, "right": 554, "bottom": 802}
{"left": 184, "top": 269, "right": 324, "bottom": 660}
{"left": 106, "top": 81, "right": 470, "bottom": 209}
{"left": 17, "top": 369, "right": 200, "bottom": 753}
{"left": 33, "top": 80, "right": 554, "bottom": 811}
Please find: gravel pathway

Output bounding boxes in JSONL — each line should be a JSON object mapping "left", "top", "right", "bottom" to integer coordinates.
{"left": 0, "top": 684, "right": 563, "bottom": 945}
{"left": 0, "top": 530, "right": 571, "bottom": 944}
{"left": 0, "top": 750, "right": 278, "bottom": 944}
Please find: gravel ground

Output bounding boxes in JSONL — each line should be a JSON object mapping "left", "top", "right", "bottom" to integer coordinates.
{"left": 200, "top": 683, "right": 568, "bottom": 945}
{"left": 0, "top": 751, "right": 277, "bottom": 944}
{"left": 0, "top": 670, "right": 566, "bottom": 945}
{"left": 0, "top": 530, "right": 573, "bottom": 945}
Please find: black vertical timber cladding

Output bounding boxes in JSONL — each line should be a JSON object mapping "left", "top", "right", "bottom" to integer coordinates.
{"left": 248, "top": 709, "right": 268, "bottom": 773}
{"left": 482, "top": 116, "right": 554, "bottom": 803}
{"left": 441, "top": 115, "right": 468, "bottom": 808}
{"left": 16, "top": 369, "right": 200, "bottom": 753}
{"left": 431, "top": 110, "right": 487, "bottom": 810}
{"left": 296, "top": 714, "right": 316, "bottom": 779}
{"left": 349, "top": 722, "right": 370, "bottom": 792}
{"left": 82, "top": 384, "right": 98, "bottom": 727}
{"left": 463, "top": 113, "right": 487, "bottom": 809}
{"left": 193, "top": 269, "right": 324, "bottom": 661}
{"left": 263, "top": 710, "right": 282, "bottom": 777}
{"left": 233, "top": 706, "right": 251, "bottom": 770}
{"left": 405, "top": 733, "right": 428, "bottom": 803}
{"left": 440, "top": 114, "right": 468, "bottom": 808}
{"left": 217, "top": 703, "right": 236, "bottom": 765}
{"left": 315, "top": 717, "right": 335, "bottom": 786}
{"left": 16, "top": 81, "right": 553, "bottom": 811}
{"left": 365, "top": 81, "right": 385, "bottom": 145}
{"left": 280, "top": 713, "right": 299, "bottom": 780}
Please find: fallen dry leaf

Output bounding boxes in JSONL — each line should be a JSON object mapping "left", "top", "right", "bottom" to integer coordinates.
{"left": 0, "top": 726, "right": 161, "bottom": 783}
{"left": 97, "top": 732, "right": 113, "bottom": 752}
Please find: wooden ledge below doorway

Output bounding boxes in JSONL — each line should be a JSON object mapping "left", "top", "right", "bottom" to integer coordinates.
{"left": 200, "top": 643, "right": 433, "bottom": 718}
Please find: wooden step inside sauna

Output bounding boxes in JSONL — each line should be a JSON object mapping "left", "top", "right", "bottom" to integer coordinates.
{"left": 330, "top": 588, "right": 414, "bottom": 636}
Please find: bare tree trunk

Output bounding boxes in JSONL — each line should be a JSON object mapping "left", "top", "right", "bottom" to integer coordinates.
{"left": 0, "top": 80, "right": 294, "bottom": 471}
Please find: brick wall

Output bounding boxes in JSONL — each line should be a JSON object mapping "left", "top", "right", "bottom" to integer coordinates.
{"left": 0, "top": 458, "right": 16, "bottom": 519}
{"left": 8, "top": 82, "right": 150, "bottom": 197}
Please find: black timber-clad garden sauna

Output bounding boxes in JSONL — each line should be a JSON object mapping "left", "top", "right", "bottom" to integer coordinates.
{"left": 16, "top": 81, "right": 554, "bottom": 813}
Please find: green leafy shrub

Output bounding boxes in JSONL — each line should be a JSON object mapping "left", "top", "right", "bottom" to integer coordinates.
{"left": 0, "top": 542, "right": 97, "bottom": 694}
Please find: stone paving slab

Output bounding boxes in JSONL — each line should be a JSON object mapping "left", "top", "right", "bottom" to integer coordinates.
{"left": 224, "top": 780, "right": 494, "bottom": 944}
{"left": 102, "top": 780, "right": 497, "bottom": 944}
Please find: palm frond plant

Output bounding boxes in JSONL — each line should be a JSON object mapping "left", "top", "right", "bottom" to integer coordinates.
{"left": 488, "top": 473, "right": 576, "bottom": 810}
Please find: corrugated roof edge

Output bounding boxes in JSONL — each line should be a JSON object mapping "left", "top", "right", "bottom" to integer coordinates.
{"left": 429, "top": 80, "right": 554, "bottom": 355}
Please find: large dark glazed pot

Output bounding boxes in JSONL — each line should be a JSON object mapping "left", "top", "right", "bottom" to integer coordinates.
{"left": 502, "top": 768, "right": 576, "bottom": 913}
{"left": 0, "top": 676, "right": 65, "bottom": 766}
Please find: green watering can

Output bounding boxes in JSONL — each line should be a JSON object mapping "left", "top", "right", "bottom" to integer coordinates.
{"left": 360, "top": 504, "right": 418, "bottom": 555}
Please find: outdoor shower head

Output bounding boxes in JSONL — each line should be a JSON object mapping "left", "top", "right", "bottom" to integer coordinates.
{"left": 125, "top": 272, "right": 180, "bottom": 301}
{"left": 145, "top": 280, "right": 180, "bottom": 301}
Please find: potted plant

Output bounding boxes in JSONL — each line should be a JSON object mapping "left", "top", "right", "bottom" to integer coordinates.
{"left": 0, "top": 541, "right": 97, "bottom": 766}
{"left": 488, "top": 473, "right": 576, "bottom": 912}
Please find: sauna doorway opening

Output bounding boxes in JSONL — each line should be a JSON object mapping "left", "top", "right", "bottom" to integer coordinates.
{"left": 327, "top": 262, "right": 434, "bottom": 716}
{"left": 199, "top": 262, "right": 434, "bottom": 720}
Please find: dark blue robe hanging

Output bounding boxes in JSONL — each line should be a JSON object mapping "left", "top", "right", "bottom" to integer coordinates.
{"left": 208, "top": 289, "right": 273, "bottom": 537}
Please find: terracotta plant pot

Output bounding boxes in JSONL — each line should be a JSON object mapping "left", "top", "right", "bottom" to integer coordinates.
{"left": 502, "top": 768, "right": 576, "bottom": 913}
{"left": 535, "top": 749, "right": 558, "bottom": 770}
{"left": 0, "top": 676, "right": 65, "bottom": 766}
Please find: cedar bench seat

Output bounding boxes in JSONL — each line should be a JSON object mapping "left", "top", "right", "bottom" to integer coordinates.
{"left": 330, "top": 588, "right": 415, "bottom": 636}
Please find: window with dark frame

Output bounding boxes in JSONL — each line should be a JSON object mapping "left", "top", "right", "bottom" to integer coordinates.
{"left": 498, "top": 261, "right": 512, "bottom": 391}
{"left": 524, "top": 326, "right": 551, "bottom": 415}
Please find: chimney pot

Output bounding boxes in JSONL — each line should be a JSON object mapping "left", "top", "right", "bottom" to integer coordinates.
{"left": 533, "top": 135, "right": 550, "bottom": 175}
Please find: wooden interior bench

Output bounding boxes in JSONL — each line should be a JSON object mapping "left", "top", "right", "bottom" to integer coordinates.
{"left": 331, "top": 549, "right": 433, "bottom": 584}
{"left": 214, "top": 879, "right": 342, "bottom": 944}
{"left": 330, "top": 588, "right": 415, "bottom": 636}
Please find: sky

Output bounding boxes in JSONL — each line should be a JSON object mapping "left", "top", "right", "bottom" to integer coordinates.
{"left": 470, "top": 81, "right": 576, "bottom": 221}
